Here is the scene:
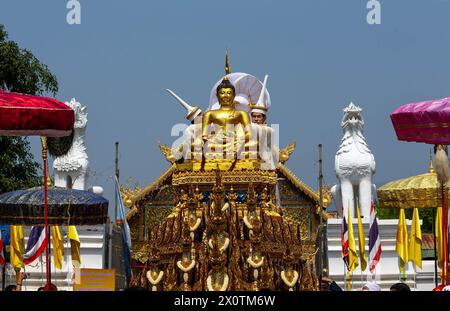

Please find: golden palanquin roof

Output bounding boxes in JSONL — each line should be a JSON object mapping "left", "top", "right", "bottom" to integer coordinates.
{"left": 377, "top": 161, "right": 449, "bottom": 209}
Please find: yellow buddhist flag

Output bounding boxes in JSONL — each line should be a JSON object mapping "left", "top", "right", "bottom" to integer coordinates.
{"left": 68, "top": 226, "right": 81, "bottom": 268}
{"left": 10, "top": 225, "right": 24, "bottom": 269}
{"left": 348, "top": 207, "right": 359, "bottom": 272}
{"left": 396, "top": 208, "right": 409, "bottom": 272}
{"left": 356, "top": 201, "right": 367, "bottom": 271}
{"left": 435, "top": 207, "right": 443, "bottom": 271}
{"left": 408, "top": 208, "right": 422, "bottom": 269}
{"left": 51, "top": 226, "right": 64, "bottom": 269}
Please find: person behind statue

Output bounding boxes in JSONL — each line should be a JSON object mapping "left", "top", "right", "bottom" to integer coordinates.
{"left": 251, "top": 111, "right": 266, "bottom": 125}
{"left": 249, "top": 75, "right": 279, "bottom": 170}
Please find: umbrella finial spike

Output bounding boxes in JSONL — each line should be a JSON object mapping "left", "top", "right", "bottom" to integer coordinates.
{"left": 429, "top": 148, "right": 435, "bottom": 174}
{"left": 166, "top": 89, "right": 202, "bottom": 122}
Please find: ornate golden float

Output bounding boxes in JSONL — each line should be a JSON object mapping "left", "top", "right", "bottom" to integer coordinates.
{"left": 120, "top": 56, "right": 331, "bottom": 291}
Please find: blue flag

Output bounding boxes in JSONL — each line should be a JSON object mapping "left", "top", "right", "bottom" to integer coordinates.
{"left": 114, "top": 176, "right": 132, "bottom": 283}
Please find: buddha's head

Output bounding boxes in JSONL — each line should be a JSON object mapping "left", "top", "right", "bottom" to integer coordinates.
{"left": 216, "top": 76, "right": 235, "bottom": 107}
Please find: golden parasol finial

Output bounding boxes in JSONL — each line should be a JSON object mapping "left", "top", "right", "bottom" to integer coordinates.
{"left": 225, "top": 48, "right": 231, "bottom": 75}
{"left": 429, "top": 148, "right": 435, "bottom": 174}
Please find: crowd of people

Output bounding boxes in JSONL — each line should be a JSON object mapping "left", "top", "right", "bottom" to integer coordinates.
{"left": 320, "top": 276, "right": 413, "bottom": 291}
{"left": 4, "top": 272, "right": 58, "bottom": 291}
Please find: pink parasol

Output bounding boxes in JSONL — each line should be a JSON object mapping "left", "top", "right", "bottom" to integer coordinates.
{"left": 0, "top": 89, "right": 74, "bottom": 291}
{"left": 390, "top": 97, "right": 450, "bottom": 286}
{"left": 390, "top": 97, "right": 450, "bottom": 145}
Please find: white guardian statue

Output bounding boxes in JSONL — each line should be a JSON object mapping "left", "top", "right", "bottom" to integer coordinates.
{"left": 331, "top": 102, "right": 376, "bottom": 219}
{"left": 52, "top": 98, "right": 89, "bottom": 190}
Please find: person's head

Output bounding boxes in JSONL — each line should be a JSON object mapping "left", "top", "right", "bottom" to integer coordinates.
{"left": 5, "top": 285, "right": 17, "bottom": 291}
{"left": 390, "top": 282, "right": 411, "bottom": 291}
{"left": 251, "top": 112, "right": 266, "bottom": 125}
{"left": 39, "top": 283, "right": 57, "bottom": 291}
{"left": 362, "top": 282, "right": 381, "bottom": 291}
{"left": 216, "top": 76, "right": 235, "bottom": 107}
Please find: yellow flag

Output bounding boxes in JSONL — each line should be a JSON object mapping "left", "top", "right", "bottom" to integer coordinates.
{"left": 435, "top": 207, "right": 443, "bottom": 270}
{"left": 408, "top": 208, "right": 422, "bottom": 269}
{"left": 68, "top": 226, "right": 81, "bottom": 268}
{"left": 51, "top": 226, "right": 64, "bottom": 269}
{"left": 356, "top": 201, "right": 367, "bottom": 271}
{"left": 10, "top": 225, "right": 24, "bottom": 269}
{"left": 396, "top": 208, "right": 409, "bottom": 272}
{"left": 348, "top": 207, "right": 359, "bottom": 272}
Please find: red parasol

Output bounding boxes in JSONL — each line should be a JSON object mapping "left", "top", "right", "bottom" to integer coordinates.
{"left": 391, "top": 97, "right": 450, "bottom": 285}
{"left": 0, "top": 89, "right": 74, "bottom": 137}
{"left": 0, "top": 89, "right": 74, "bottom": 291}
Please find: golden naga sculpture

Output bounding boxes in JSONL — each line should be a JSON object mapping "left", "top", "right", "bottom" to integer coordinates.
{"left": 124, "top": 52, "right": 329, "bottom": 291}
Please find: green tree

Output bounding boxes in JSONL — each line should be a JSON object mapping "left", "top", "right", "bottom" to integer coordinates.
{"left": 377, "top": 207, "right": 435, "bottom": 233}
{"left": 0, "top": 24, "right": 59, "bottom": 193}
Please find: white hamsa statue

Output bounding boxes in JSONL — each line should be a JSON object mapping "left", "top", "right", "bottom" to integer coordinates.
{"left": 53, "top": 98, "right": 89, "bottom": 190}
{"left": 331, "top": 102, "right": 377, "bottom": 219}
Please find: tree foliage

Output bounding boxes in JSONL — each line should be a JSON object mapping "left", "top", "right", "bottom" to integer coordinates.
{"left": 377, "top": 207, "right": 435, "bottom": 233}
{"left": 0, "top": 137, "right": 41, "bottom": 193}
{"left": 0, "top": 24, "right": 59, "bottom": 193}
{"left": 0, "top": 24, "right": 58, "bottom": 95}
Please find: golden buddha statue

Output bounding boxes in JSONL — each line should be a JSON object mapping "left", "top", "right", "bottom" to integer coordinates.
{"left": 198, "top": 76, "right": 256, "bottom": 163}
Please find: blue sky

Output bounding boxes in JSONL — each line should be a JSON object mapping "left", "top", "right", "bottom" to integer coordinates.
{"left": 1, "top": 0, "right": 450, "bottom": 212}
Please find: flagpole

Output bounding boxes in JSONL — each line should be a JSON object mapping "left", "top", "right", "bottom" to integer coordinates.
{"left": 432, "top": 207, "right": 438, "bottom": 287}
{"left": 1, "top": 263, "right": 5, "bottom": 291}
{"left": 441, "top": 182, "right": 448, "bottom": 285}
{"left": 40, "top": 137, "right": 51, "bottom": 290}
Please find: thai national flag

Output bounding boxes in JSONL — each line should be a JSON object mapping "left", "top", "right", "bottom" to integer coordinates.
{"left": 369, "top": 201, "right": 382, "bottom": 273}
{"left": 23, "top": 226, "right": 48, "bottom": 265}
{"left": 341, "top": 206, "right": 349, "bottom": 270}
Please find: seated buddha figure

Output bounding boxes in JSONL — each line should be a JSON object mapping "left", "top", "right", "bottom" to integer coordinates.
{"left": 199, "top": 76, "right": 256, "bottom": 162}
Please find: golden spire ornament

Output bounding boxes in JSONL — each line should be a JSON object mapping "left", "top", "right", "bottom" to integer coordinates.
{"left": 225, "top": 48, "right": 231, "bottom": 75}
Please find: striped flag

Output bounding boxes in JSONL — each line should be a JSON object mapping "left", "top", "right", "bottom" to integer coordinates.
{"left": 0, "top": 229, "right": 5, "bottom": 267}
{"left": 23, "top": 226, "right": 48, "bottom": 265}
{"left": 341, "top": 206, "right": 350, "bottom": 270}
{"left": 369, "top": 201, "right": 382, "bottom": 273}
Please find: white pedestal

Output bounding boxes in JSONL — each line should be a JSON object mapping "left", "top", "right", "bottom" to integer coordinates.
{"left": 326, "top": 218, "right": 437, "bottom": 291}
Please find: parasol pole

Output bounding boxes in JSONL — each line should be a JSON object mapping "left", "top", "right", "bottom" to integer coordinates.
{"left": 441, "top": 182, "right": 449, "bottom": 285}
{"left": 40, "top": 137, "right": 51, "bottom": 290}
{"left": 432, "top": 207, "right": 438, "bottom": 287}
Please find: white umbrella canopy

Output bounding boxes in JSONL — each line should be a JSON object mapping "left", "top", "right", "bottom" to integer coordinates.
{"left": 208, "top": 72, "right": 271, "bottom": 112}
